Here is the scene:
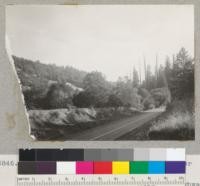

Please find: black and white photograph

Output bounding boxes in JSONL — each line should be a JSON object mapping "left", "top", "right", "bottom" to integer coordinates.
{"left": 6, "top": 5, "right": 194, "bottom": 141}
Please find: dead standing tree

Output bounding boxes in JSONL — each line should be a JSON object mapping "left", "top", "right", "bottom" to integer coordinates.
{"left": 143, "top": 55, "right": 147, "bottom": 88}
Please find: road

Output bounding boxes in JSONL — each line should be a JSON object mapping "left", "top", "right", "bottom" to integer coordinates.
{"left": 68, "top": 111, "right": 163, "bottom": 140}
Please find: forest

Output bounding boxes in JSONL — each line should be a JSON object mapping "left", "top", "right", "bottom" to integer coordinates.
{"left": 13, "top": 47, "right": 194, "bottom": 140}
{"left": 13, "top": 47, "right": 194, "bottom": 111}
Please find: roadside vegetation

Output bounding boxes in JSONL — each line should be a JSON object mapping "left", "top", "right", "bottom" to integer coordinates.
{"left": 148, "top": 48, "right": 194, "bottom": 140}
{"left": 13, "top": 47, "right": 194, "bottom": 140}
{"left": 13, "top": 53, "right": 170, "bottom": 112}
{"left": 148, "top": 99, "right": 194, "bottom": 140}
{"left": 29, "top": 107, "right": 140, "bottom": 140}
{"left": 119, "top": 48, "right": 194, "bottom": 140}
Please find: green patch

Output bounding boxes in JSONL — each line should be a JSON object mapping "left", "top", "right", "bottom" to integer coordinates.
{"left": 130, "top": 161, "right": 149, "bottom": 174}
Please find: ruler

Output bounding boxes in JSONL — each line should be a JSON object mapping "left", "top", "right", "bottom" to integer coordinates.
{"left": 16, "top": 174, "right": 185, "bottom": 186}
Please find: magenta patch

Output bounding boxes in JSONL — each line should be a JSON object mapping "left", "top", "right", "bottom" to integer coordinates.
{"left": 76, "top": 161, "right": 93, "bottom": 174}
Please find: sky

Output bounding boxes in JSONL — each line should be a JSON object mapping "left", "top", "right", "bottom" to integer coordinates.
{"left": 6, "top": 5, "right": 194, "bottom": 81}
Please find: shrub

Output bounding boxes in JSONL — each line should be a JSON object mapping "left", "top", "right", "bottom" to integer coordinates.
{"left": 72, "top": 91, "right": 95, "bottom": 108}
{"left": 143, "top": 96, "right": 156, "bottom": 110}
{"left": 107, "top": 94, "right": 123, "bottom": 108}
{"left": 148, "top": 99, "right": 194, "bottom": 140}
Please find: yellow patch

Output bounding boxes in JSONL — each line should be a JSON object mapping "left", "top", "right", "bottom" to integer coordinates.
{"left": 112, "top": 161, "right": 130, "bottom": 174}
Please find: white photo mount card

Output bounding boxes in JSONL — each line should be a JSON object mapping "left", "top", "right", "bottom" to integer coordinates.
{"left": 0, "top": 155, "right": 18, "bottom": 186}
{"left": 0, "top": 1, "right": 200, "bottom": 185}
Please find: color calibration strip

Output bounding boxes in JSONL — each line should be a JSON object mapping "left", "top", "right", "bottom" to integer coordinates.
{"left": 18, "top": 161, "right": 186, "bottom": 175}
{"left": 18, "top": 148, "right": 185, "bottom": 175}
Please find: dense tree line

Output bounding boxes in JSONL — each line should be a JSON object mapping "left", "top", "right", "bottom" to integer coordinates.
{"left": 73, "top": 47, "right": 194, "bottom": 109}
{"left": 168, "top": 48, "right": 194, "bottom": 99}
{"left": 13, "top": 47, "right": 194, "bottom": 110}
{"left": 13, "top": 56, "right": 87, "bottom": 88}
{"left": 13, "top": 56, "right": 87, "bottom": 109}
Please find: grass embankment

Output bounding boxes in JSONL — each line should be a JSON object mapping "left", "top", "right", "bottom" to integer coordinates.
{"left": 118, "top": 98, "right": 194, "bottom": 140}
{"left": 149, "top": 99, "right": 194, "bottom": 140}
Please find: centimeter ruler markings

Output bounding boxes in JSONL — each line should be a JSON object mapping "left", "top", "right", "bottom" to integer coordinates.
{"left": 16, "top": 175, "right": 185, "bottom": 186}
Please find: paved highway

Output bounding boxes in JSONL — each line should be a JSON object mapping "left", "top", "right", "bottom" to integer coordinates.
{"left": 68, "top": 111, "right": 163, "bottom": 140}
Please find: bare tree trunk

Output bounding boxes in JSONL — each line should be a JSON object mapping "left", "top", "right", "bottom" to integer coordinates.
{"left": 155, "top": 54, "right": 158, "bottom": 87}
{"left": 133, "top": 66, "right": 134, "bottom": 81}
{"left": 143, "top": 55, "right": 147, "bottom": 88}
{"left": 172, "top": 54, "right": 175, "bottom": 68}
{"left": 139, "top": 59, "right": 141, "bottom": 84}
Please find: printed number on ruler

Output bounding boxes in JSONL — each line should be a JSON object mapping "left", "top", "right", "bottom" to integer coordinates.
{"left": 16, "top": 175, "right": 185, "bottom": 186}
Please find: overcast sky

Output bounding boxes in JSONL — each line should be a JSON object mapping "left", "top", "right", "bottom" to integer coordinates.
{"left": 6, "top": 5, "right": 194, "bottom": 81}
